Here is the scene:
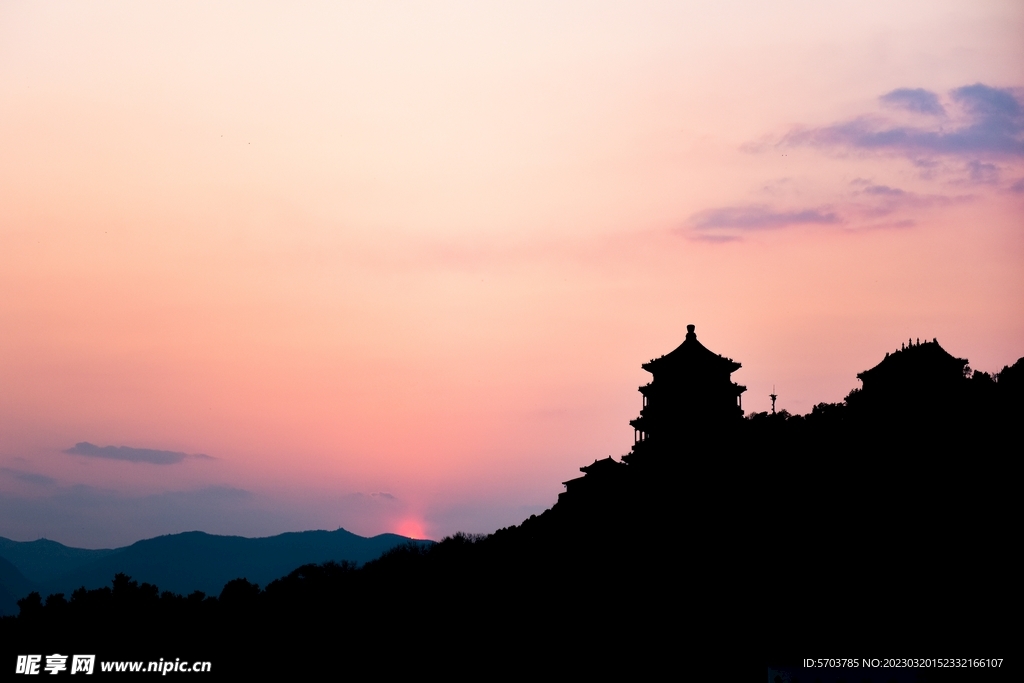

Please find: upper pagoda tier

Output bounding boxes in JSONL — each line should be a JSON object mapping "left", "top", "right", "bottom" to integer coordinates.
{"left": 642, "top": 324, "right": 742, "bottom": 377}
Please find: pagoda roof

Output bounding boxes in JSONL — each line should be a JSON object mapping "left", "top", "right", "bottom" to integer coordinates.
{"left": 642, "top": 325, "right": 741, "bottom": 374}
{"left": 857, "top": 338, "right": 967, "bottom": 385}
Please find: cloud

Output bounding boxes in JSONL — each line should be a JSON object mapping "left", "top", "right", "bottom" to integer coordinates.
{"left": 881, "top": 88, "right": 945, "bottom": 116}
{"left": 967, "top": 160, "right": 999, "bottom": 184}
{"left": 849, "top": 184, "right": 971, "bottom": 221}
{"left": 0, "top": 467, "right": 57, "bottom": 487}
{"left": 689, "top": 204, "right": 840, "bottom": 232}
{"left": 782, "top": 83, "right": 1024, "bottom": 158}
{"left": 684, "top": 186, "right": 970, "bottom": 241}
{"left": 860, "top": 184, "right": 906, "bottom": 197}
{"left": 701, "top": 85, "right": 1012, "bottom": 240}
{"left": 953, "top": 83, "right": 1022, "bottom": 122}
{"left": 63, "top": 442, "right": 210, "bottom": 465}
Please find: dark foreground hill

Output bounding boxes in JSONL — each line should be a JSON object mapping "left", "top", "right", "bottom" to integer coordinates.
{"left": 3, "top": 332, "right": 1018, "bottom": 678}
{"left": 0, "top": 529, "right": 428, "bottom": 615}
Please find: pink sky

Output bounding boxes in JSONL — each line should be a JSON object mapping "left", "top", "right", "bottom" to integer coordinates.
{"left": 2, "top": 1, "right": 1022, "bottom": 546}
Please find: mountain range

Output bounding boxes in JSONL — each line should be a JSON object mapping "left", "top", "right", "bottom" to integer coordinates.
{"left": 0, "top": 529, "right": 428, "bottom": 615}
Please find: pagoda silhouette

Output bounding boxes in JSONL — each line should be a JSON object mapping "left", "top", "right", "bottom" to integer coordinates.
{"left": 559, "top": 324, "right": 746, "bottom": 501}
{"left": 624, "top": 324, "right": 746, "bottom": 465}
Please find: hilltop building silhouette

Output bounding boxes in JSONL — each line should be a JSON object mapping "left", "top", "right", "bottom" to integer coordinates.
{"left": 556, "top": 328, "right": 1022, "bottom": 507}
{"left": 559, "top": 324, "right": 744, "bottom": 501}
{"left": 558, "top": 456, "right": 624, "bottom": 504}
{"left": 624, "top": 324, "right": 746, "bottom": 464}
{"left": 846, "top": 337, "right": 970, "bottom": 421}
{"left": 857, "top": 337, "right": 968, "bottom": 393}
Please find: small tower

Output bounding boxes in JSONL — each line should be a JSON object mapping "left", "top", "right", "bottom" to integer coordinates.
{"left": 770, "top": 386, "right": 777, "bottom": 415}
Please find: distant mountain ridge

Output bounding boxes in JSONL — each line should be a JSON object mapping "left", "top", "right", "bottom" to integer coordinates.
{"left": 0, "top": 537, "right": 117, "bottom": 584}
{"left": 0, "top": 529, "right": 430, "bottom": 615}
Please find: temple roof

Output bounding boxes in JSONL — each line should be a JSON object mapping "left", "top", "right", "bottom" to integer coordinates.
{"left": 642, "top": 324, "right": 741, "bottom": 374}
{"left": 579, "top": 456, "right": 622, "bottom": 474}
{"left": 857, "top": 338, "right": 967, "bottom": 386}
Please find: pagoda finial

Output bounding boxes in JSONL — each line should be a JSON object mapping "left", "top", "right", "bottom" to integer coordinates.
{"left": 686, "top": 324, "right": 696, "bottom": 340}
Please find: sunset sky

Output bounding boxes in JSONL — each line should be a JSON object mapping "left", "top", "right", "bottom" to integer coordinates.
{"left": 2, "top": 1, "right": 1022, "bottom": 547}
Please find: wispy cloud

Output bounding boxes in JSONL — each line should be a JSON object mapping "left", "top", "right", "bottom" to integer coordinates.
{"left": 685, "top": 184, "right": 971, "bottom": 241}
{"left": 63, "top": 442, "right": 211, "bottom": 465}
{"left": 860, "top": 184, "right": 906, "bottom": 197}
{"left": 782, "top": 83, "right": 1024, "bottom": 158}
{"left": 851, "top": 183, "right": 969, "bottom": 214}
{"left": 0, "top": 467, "right": 57, "bottom": 487}
{"left": 967, "top": 160, "right": 999, "bottom": 184}
{"left": 689, "top": 204, "right": 840, "bottom": 233}
{"left": 847, "top": 184, "right": 974, "bottom": 224}
{"left": 694, "top": 85, "right": 1015, "bottom": 242}
{"left": 880, "top": 88, "right": 945, "bottom": 116}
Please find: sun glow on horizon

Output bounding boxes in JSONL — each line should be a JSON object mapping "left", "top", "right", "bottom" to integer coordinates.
{"left": 397, "top": 519, "right": 428, "bottom": 541}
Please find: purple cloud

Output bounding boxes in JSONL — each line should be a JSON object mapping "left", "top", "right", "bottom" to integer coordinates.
{"left": 861, "top": 184, "right": 906, "bottom": 197}
{"left": 953, "top": 83, "right": 1021, "bottom": 121}
{"left": 967, "top": 160, "right": 999, "bottom": 184}
{"left": 689, "top": 204, "right": 840, "bottom": 232}
{"left": 1, "top": 467, "right": 57, "bottom": 486}
{"left": 881, "top": 88, "right": 945, "bottom": 116}
{"left": 64, "top": 442, "right": 211, "bottom": 465}
{"left": 850, "top": 184, "right": 970, "bottom": 219}
{"left": 685, "top": 186, "right": 970, "bottom": 241}
{"left": 783, "top": 83, "right": 1024, "bottom": 158}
